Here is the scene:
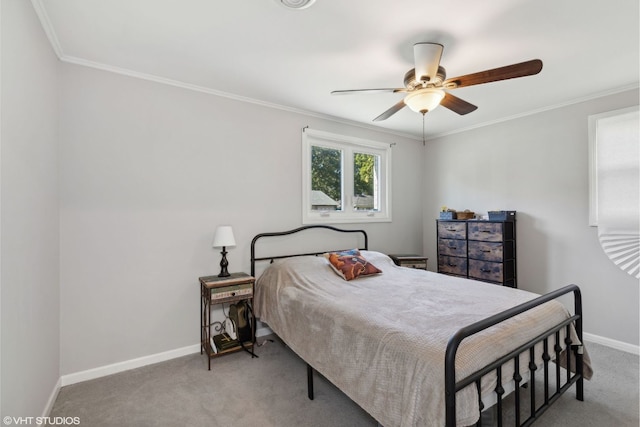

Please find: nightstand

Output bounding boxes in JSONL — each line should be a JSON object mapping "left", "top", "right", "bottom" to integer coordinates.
{"left": 199, "top": 272, "right": 256, "bottom": 370}
{"left": 388, "top": 254, "right": 428, "bottom": 270}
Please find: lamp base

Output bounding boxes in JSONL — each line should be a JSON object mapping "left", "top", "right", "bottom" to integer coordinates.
{"left": 218, "top": 247, "right": 230, "bottom": 277}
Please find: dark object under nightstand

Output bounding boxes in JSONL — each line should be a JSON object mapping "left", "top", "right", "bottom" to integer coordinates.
{"left": 388, "top": 254, "right": 428, "bottom": 270}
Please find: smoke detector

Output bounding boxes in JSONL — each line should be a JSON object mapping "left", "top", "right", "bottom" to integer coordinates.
{"left": 275, "top": 0, "right": 316, "bottom": 10}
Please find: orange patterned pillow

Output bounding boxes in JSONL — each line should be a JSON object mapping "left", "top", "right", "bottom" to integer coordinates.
{"left": 324, "top": 249, "right": 382, "bottom": 281}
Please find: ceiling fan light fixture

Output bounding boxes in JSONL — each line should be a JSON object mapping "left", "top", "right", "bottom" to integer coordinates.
{"left": 404, "top": 88, "right": 445, "bottom": 114}
{"left": 276, "top": 0, "right": 316, "bottom": 9}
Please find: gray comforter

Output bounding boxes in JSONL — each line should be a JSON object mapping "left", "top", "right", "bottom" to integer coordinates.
{"left": 254, "top": 251, "right": 583, "bottom": 427}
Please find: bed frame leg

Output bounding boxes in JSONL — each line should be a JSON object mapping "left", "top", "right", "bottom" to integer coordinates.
{"left": 480, "top": 406, "right": 497, "bottom": 426}
{"left": 574, "top": 287, "right": 585, "bottom": 402}
{"left": 576, "top": 345, "right": 584, "bottom": 401}
{"left": 307, "top": 364, "right": 314, "bottom": 400}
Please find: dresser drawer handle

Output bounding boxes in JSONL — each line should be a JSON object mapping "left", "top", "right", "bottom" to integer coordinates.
{"left": 480, "top": 268, "right": 492, "bottom": 272}
{"left": 447, "top": 263, "right": 458, "bottom": 267}
{"left": 448, "top": 244, "right": 457, "bottom": 248}
{"left": 445, "top": 227, "right": 456, "bottom": 231}
{"left": 481, "top": 249, "right": 491, "bottom": 253}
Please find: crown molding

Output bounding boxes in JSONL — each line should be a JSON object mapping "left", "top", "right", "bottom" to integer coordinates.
{"left": 426, "top": 83, "right": 640, "bottom": 141}
{"left": 56, "top": 52, "right": 640, "bottom": 145}
{"left": 31, "top": 0, "right": 64, "bottom": 58}
{"left": 63, "top": 55, "right": 421, "bottom": 142}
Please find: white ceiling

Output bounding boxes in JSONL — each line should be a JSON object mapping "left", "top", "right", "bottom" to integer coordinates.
{"left": 34, "top": 0, "right": 639, "bottom": 140}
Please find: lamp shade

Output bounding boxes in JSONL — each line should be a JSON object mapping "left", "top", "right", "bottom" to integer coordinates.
{"left": 212, "top": 226, "right": 236, "bottom": 248}
{"left": 404, "top": 88, "right": 445, "bottom": 114}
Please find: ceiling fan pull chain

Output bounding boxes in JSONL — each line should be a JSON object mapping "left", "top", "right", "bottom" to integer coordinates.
{"left": 422, "top": 113, "right": 426, "bottom": 146}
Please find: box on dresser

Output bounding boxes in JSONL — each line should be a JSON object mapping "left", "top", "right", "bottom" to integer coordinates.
{"left": 488, "top": 210, "right": 516, "bottom": 221}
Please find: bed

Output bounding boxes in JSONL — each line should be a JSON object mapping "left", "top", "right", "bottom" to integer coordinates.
{"left": 250, "top": 225, "right": 589, "bottom": 427}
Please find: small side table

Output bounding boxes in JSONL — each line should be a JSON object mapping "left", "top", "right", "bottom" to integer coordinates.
{"left": 199, "top": 272, "right": 256, "bottom": 370}
{"left": 388, "top": 254, "right": 428, "bottom": 270}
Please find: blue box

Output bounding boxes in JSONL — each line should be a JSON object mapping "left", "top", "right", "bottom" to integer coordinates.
{"left": 488, "top": 211, "right": 516, "bottom": 221}
{"left": 439, "top": 211, "right": 457, "bottom": 220}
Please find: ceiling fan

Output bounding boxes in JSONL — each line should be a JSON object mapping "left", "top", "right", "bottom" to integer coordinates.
{"left": 331, "top": 42, "right": 543, "bottom": 122}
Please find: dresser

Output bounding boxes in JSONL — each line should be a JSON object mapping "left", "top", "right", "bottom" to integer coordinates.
{"left": 437, "top": 219, "right": 517, "bottom": 287}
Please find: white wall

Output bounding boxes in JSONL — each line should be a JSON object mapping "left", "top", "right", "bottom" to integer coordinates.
{"left": 423, "top": 89, "right": 640, "bottom": 347}
{"left": 1, "top": 0, "right": 60, "bottom": 417}
{"left": 58, "top": 63, "right": 424, "bottom": 375}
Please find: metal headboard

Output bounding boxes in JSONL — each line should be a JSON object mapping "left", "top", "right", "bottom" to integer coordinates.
{"left": 250, "top": 225, "right": 368, "bottom": 277}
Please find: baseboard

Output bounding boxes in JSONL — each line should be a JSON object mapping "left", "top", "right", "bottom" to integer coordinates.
{"left": 61, "top": 344, "right": 201, "bottom": 386}
{"left": 256, "top": 325, "right": 273, "bottom": 338}
{"left": 61, "top": 328, "right": 274, "bottom": 387}
{"left": 43, "top": 377, "right": 62, "bottom": 417}
{"left": 584, "top": 332, "right": 639, "bottom": 355}
{"left": 57, "top": 327, "right": 634, "bottom": 390}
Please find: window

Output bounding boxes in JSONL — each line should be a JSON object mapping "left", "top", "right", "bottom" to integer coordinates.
{"left": 588, "top": 106, "right": 639, "bottom": 226}
{"left": 302, "top": 129, "right": 392, "bottom": 224}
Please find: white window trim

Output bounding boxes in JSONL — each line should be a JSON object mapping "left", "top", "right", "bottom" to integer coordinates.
{"left": 302, "top": 129, "right": 392, "bottom": 224}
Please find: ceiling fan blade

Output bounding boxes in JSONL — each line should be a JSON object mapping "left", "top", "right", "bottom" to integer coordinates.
{"left": 444, "top": 59, "right": 543, "bottom": 89}
{"left": 440, "top": 92, "right": 478, "bottom": 115}
{"left": 373, "top": 99, "right": 406, "bottom": 122}
{"left": 331, "top": 88, "right": 405, "bottom": 95}
{"left": 414, "top": 42, "right": 444, "bottom": 82}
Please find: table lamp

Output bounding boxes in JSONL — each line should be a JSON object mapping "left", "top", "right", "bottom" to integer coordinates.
{"left": 212, "top": 225, "right": 236, "bottom": 277}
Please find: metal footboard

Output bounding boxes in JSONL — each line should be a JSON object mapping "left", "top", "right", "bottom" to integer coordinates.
{"left": 444, "top": 284, "right": 584, "bottom": 427}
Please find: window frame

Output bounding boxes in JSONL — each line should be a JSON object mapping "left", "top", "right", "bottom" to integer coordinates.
{"left": 302, "top": 129, "right": 392, "bottom": 224}
{"left": 587, "top": 105, "right": 639, "bottom": 226}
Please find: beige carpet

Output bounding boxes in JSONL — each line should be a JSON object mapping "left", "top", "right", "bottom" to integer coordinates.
{"left": 50, "top": 337, "right": 639, "bottom": 426}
